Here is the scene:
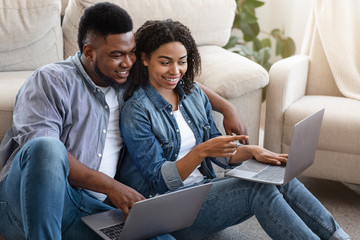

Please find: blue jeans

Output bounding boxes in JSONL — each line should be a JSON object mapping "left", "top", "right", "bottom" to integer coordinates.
{"left": 0, "top": 137, "right": 174, "bottom": 240}
{"left": 171, "top": 177, "right": 350, "bottom": 240}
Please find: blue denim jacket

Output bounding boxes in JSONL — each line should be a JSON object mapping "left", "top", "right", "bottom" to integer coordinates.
{"left": 119, "top": 83, "right": 232, "bottom": 197}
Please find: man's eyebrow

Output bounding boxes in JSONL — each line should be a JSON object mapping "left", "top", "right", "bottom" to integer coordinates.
{"left": 110, "top": 47, "right": 136, "bottom": 55}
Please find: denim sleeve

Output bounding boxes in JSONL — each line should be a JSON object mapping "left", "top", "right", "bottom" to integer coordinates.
{"left": 120, "top": 100, "right": 181, "bottom": 194}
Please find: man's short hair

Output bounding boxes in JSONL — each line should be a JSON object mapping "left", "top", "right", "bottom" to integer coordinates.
{"left": 77, "top": 2, "right": 133, "bottom": 53}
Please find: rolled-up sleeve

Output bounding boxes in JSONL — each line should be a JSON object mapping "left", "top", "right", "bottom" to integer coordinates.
{"left": 161, "top": 161, "right": 184, "bottom": 191}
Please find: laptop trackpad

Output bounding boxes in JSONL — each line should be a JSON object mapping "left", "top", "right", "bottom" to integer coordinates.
{"left": 237, "top": 159, "right": 268, "bottom": 172}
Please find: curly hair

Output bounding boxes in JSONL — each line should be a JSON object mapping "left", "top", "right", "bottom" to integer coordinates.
{"left": 77, "top": 2, "right": 133, "bottom": 53}
{"left": 124, "top": 19, "right": 201, "bottom": 100}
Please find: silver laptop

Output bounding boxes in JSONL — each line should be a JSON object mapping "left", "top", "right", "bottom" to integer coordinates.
{"left": 225, "top": 108, "right": 325, "bottom": 186}
{"left": 82, "top": 183, "right": 212, "bottom": 240}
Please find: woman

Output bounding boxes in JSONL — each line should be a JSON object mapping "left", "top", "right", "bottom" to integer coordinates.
{"left": 119, "top": 19, "right": 350, "bottom": 240}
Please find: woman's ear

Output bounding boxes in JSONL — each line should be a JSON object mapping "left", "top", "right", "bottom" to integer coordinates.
{"left": 141, "top": 52, "right": 149, "bottom": 67}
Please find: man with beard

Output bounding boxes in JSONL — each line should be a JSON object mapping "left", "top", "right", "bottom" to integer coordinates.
{"left": 0, "top": 2, "right": 248, "bottom": 240}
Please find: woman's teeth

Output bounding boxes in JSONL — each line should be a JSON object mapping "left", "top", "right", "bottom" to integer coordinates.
{"left": 165, "top": 77, "right": 178, "bottom": 82}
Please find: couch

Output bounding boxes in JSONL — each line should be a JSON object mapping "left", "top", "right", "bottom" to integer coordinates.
{"left": 264, "top": 0, "right": 360, "bottom": 185}
{"left": 0, "top": 0, "right": 268, "bottom": 238}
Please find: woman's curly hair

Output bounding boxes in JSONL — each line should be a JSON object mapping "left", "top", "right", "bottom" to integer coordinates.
{"left": 124, "top": 19, "right": 201, "bottom": 100}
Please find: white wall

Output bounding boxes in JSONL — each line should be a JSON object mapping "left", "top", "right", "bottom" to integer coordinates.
{"left": 257, "top": 0, "right": 312, "bottom": 55}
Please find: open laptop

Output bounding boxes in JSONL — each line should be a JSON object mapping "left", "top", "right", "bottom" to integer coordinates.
{"left": 82, "top": 183, "right": 212, "bottom": 240}
{"left": 225, "top": 108, "right": 325, "bottom": 186}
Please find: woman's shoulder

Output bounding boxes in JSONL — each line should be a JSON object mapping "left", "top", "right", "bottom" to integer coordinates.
{"left": 122, "top": 87, "right": 150, "bottom": 110}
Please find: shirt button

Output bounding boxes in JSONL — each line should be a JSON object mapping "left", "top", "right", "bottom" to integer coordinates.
{"left": 187, "top": 120, "right": 191, "bottom": 123}
{"left": 104, "top": 105, "right": 108, "bottom": 109}
{"left": 97, "top": 153, "right": 102, "bottom": 158}
{"left": 174, "top": 154, "right": 178, "bottom": 157}
{"left": 170, "top": 112, "right": 173, "bottom": 115}
{"left": 176, "top": 129, "right": 179, "bottom": 132}
{"left": 97, "top": 88, "right": 101, "bottom": 92}
{"left": 102, "top": 129, "right": 107, "bottom": 134}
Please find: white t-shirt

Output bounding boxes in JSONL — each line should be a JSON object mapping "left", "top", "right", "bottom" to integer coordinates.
{"left": 173, "top": 109, "right": 204, "bottom": 186}
{"left": 87, "top": 86, "right": 123, "bottom": 201}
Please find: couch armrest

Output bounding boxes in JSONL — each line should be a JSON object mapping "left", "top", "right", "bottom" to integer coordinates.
{"left": 264, "top": 55, "right": 309, "bottom": 152}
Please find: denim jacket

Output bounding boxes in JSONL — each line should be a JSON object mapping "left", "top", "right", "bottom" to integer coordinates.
{"left": 118, "top": 83, "right": 233, "bottom": 197}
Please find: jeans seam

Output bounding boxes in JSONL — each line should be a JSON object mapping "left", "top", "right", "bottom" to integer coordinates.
{"left": 252, "top": 188, "right": 300, "bottom": 240}
{"left": 281, "top": 189, "right": 334, "bottom": 235}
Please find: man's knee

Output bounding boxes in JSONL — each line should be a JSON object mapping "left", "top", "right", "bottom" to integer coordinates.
{"left": 20, "top": 137, "right": 68, "bottom": 171}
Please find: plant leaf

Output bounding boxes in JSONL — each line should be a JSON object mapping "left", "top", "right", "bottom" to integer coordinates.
{"left": 261, "top": 38, "right": 271, "bottom": 48}
{"left": 241, "top": 21, "right": 260, "bottom": 41}
{"left": 224, "top": 36, "right": 240, "bottom": 49}
{"left": 281, "top": 37, "right": 296, "bottom": 58}
{"left": 244, "top": 0, "right": 265, "bottom": 9}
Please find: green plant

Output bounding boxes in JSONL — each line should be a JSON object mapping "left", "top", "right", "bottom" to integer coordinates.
{"left": 224, "top": 0, "right": 296, "bottom": 71}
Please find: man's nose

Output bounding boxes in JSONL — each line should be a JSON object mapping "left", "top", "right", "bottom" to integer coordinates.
{"left": 121, "top": 54, "right": 134, "bottom": 68}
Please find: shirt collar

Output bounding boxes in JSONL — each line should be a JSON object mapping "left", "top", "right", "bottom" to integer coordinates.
{"left": 72, "top": 52, "right": 100, "bottom": 92}
{"left": 144, "top": 83, "right": 186, "bottom": 111}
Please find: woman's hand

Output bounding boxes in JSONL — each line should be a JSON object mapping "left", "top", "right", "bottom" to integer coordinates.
{"left": 251, "top": 146, "right": 288, "bottom": 166}
{"left": 197, "top": 135, "right": 249, "bottom": 158}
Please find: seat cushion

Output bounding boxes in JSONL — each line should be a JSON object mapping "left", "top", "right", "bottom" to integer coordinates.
{"left": 196, "top": 46, "right": 269, "bottom": 99}
{"left": 282, "top": 95, "right": 360, "bottom": 155}
{"left": 62, "top": 0, "right": 236, "bottom": 58}
{"left": 0, "top": 0, "right": 63, "bottom": 71}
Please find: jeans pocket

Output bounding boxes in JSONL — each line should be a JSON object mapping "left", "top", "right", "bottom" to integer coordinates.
{"left": 0, "top": 202, "right": 25, "bottom": 240}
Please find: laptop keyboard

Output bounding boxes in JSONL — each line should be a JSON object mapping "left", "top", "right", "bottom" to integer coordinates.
{"left": 253, "top": 165, "right": 285, "bottom": 182}
{"left": 99, "top": 222, "right": 125, "bottom": 240}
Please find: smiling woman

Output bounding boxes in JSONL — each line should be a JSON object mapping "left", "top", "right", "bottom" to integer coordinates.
{"left": 142, "top": 42, "right": 187, "bottom": 109}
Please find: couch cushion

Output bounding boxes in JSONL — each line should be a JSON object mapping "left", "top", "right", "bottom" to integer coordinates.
{"left": 282, "top": 95, "right": 360, "bottom": 155}
{"left": 196, "top": 46, "right": 269, "bottom": 99}
{"left": 0, "top": 72, "right": 32, "bottom": 143}
{"left": 0, "top": 0, "right": 63, "bottom": 71}
{"left": 62, "top": 0, "right": 236, "bottom": 58}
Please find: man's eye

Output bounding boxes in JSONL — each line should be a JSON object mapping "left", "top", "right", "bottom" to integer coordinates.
{"left": 161, "top": 62, "right": 170, "bottom": 65}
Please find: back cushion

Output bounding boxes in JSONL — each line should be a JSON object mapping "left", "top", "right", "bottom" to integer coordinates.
{"left": 62, "top": 0, "right": 236, "bottom": 58}
{"left": 0, "top": 0, "right": 63, "bottom": 71}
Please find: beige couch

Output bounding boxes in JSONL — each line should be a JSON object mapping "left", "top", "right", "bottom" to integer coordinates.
{"left": 0, "top": 0, "right": 268, "bottom": 172}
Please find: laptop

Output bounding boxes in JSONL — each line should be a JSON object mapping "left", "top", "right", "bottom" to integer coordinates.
{"left": 82, "top": 183, "right": 212, "bottom": 240}
{"left": 225, "top": 108, "right": 325, "bottom": 186}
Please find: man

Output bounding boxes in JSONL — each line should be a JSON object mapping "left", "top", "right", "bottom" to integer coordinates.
{"left": 0, "top": 2, "right": 248, "bottom": 240}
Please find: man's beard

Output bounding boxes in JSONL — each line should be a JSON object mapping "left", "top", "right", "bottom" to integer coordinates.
{"left": 94, "top": 62, "right": 125, "bottom": 90}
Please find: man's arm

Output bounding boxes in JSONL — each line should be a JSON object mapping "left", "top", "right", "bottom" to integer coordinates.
{"left": 67, "top": 152, "right": 144, "bottom": 218}
{"left": 198, "top": 82, "right": 249, "bottom": 144}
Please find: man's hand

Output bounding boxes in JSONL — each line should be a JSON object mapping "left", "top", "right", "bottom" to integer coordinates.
{"left": 106, "top": 181, "right": 145, "bottom": 219}
{"left": 67, "top": 152, "right": 145, "bottom": 219}
{"left": 198, "top": 82, "right": 249, "bottom": 144}
{"left": 222, "top": 105, "right": 249, "bottom": 144}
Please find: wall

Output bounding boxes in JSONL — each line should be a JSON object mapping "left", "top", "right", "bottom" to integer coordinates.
{"left": 257, "top": 0, "right": 312, "bottom": 57}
